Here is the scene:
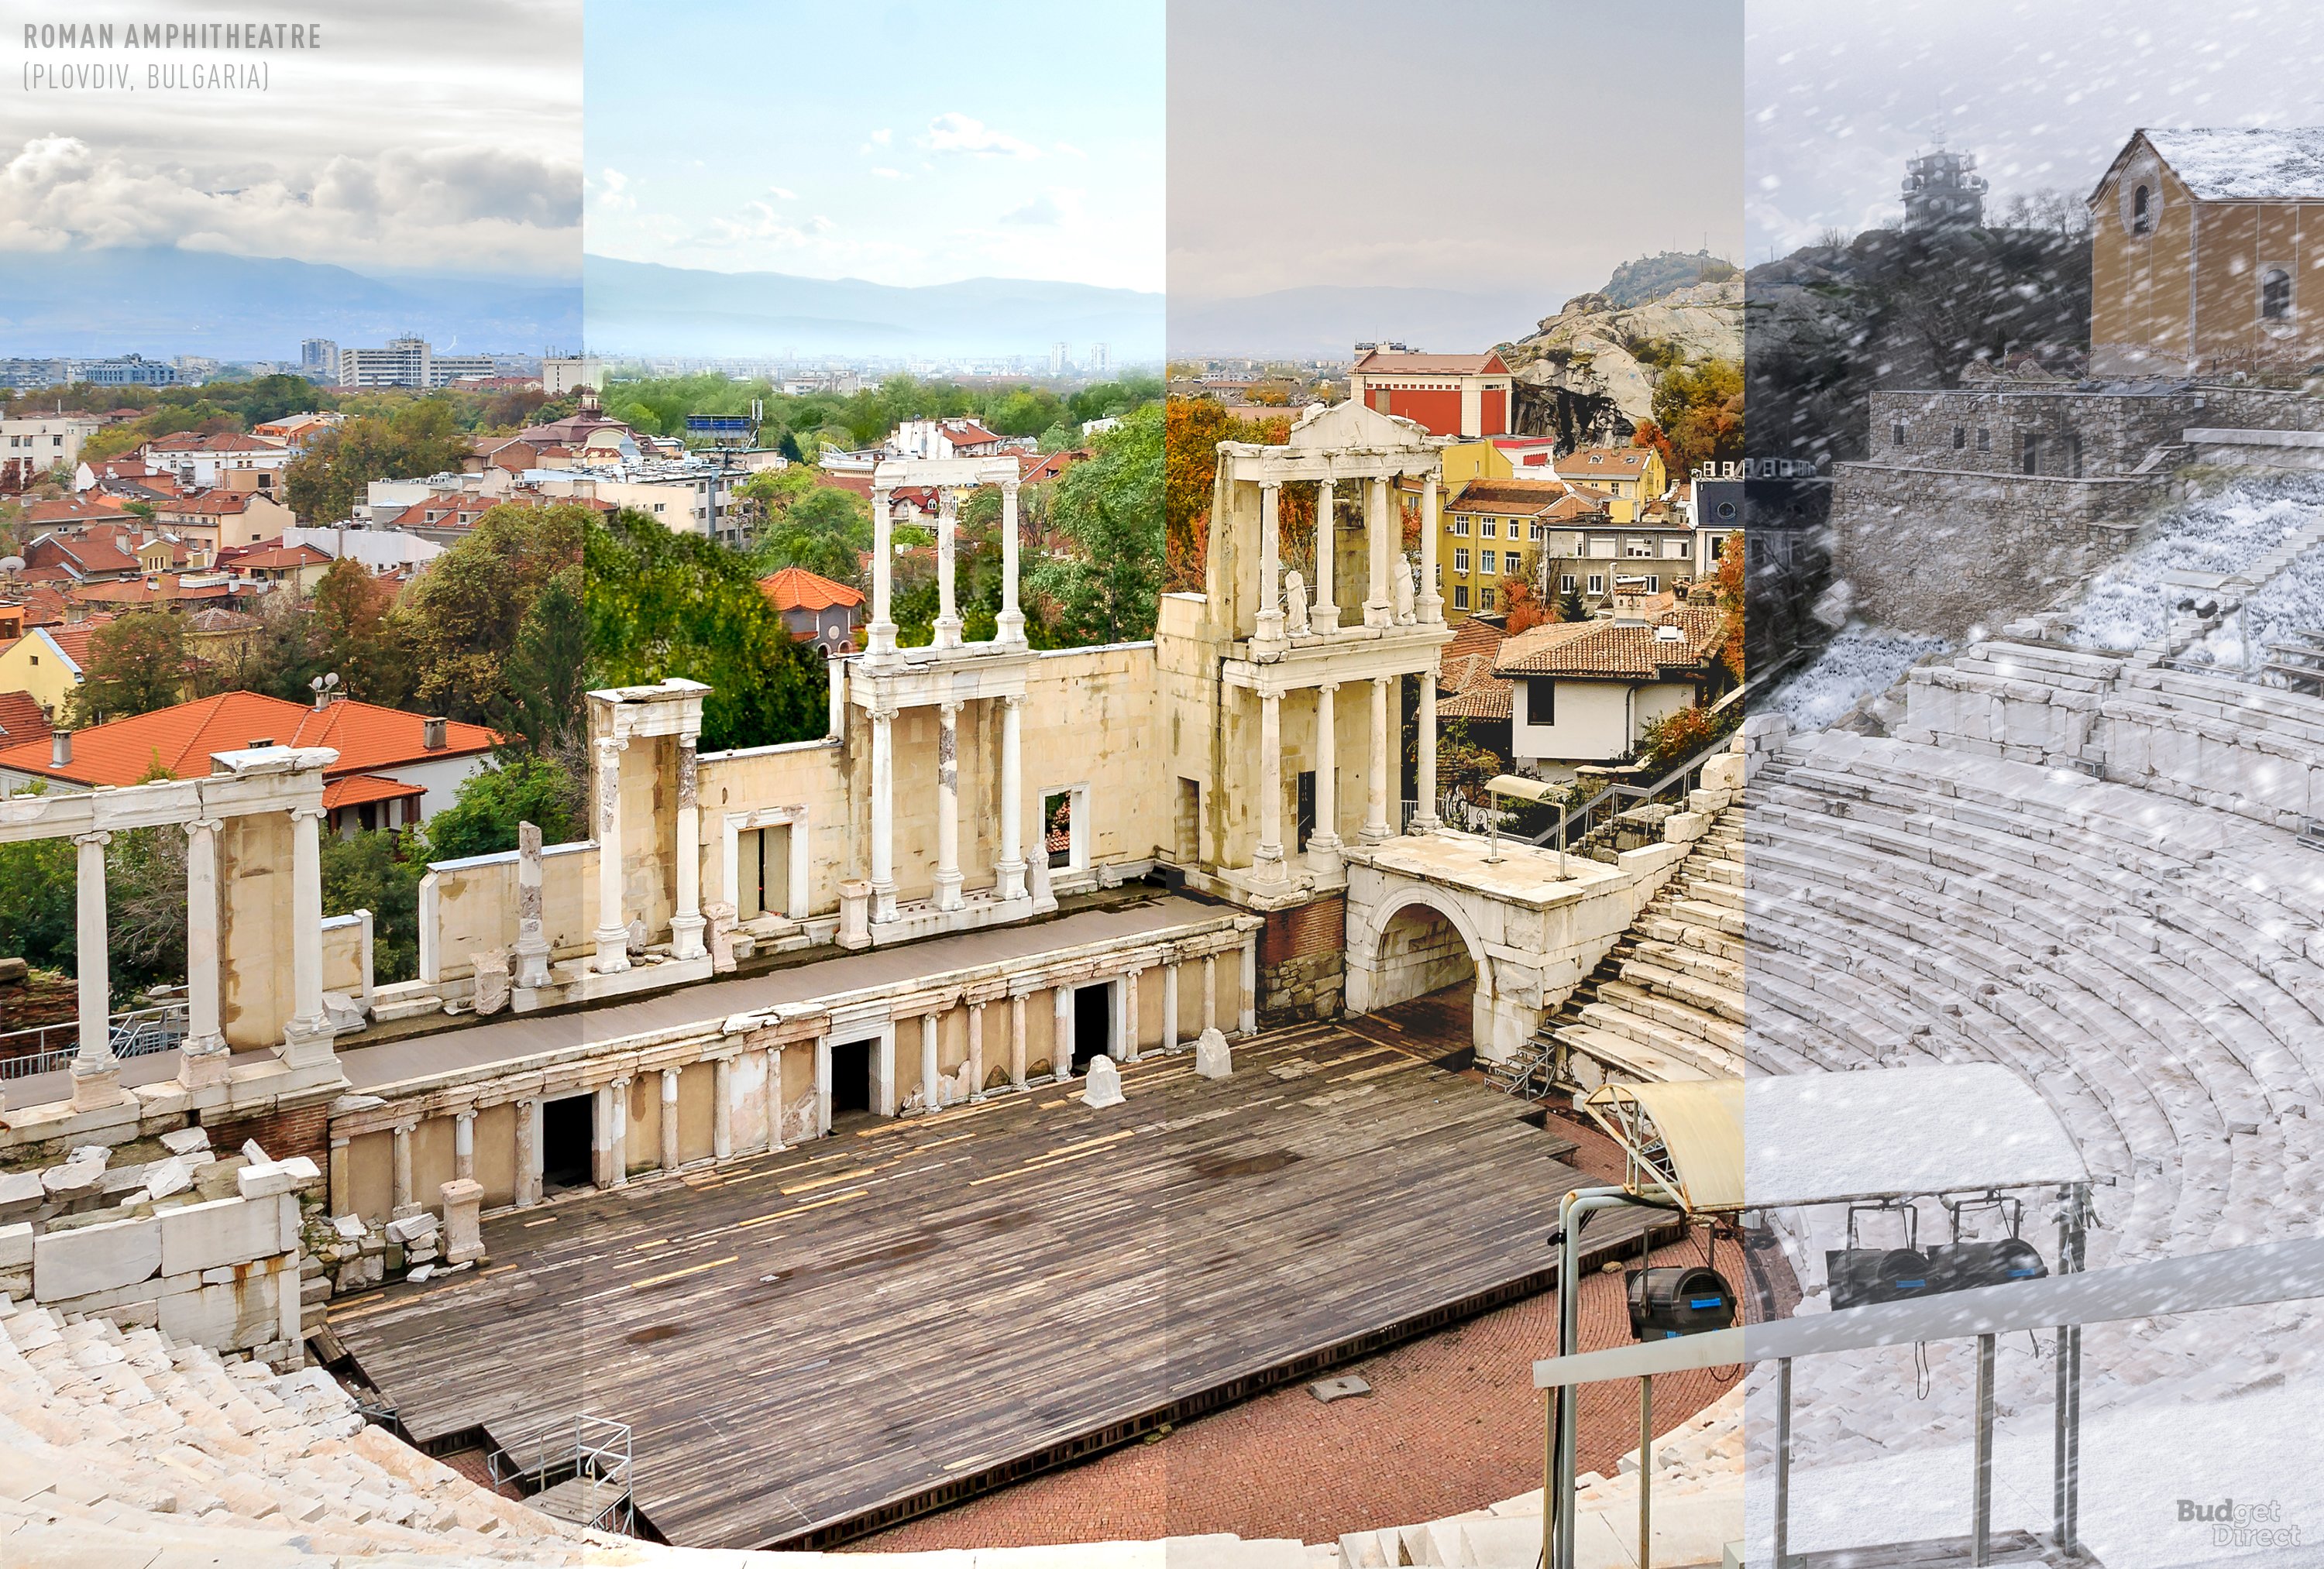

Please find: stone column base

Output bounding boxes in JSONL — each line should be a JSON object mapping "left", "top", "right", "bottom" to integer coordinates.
{"left": 669, "top": 913, "right": 706, "bottom": 961}
{"left": 279, "top": 1018, "right": 339, "bottom": 1073}
{"left": 178, "top": 1038, "right": 232, "bottom": 1089}
{"left": 68, "top": 1056, "right": 122, "bottom": 1112}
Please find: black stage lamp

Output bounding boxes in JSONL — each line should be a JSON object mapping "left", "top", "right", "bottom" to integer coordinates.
{"left": 1927, "top": 1236, "right": 2049, "bottom": 1293}
{"left": 1626, "top": 1264, "right": 1737, "bottom": 1341}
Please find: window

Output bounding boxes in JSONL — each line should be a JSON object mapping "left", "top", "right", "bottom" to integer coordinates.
{"left": 1454, "top": 548, "right": 1470, "bottom": 574}
{"left": 1587, "top": 535, "right": 1614, "bottom": 557}
{"left": 1559, "top": 573, "right": 1577, "bottom": 592}
{"left": 1481, "top": 520, "right": 1497, "bottom": 537}
{"left": 1452, "top": 516, "right": 1470, "bottom": 536}
{"left": 1951, "top": 425, "right": 1966, "bottom": 449}
{"left": 1977, "top": 427, "right": 1991, "bottom": 453}
{"left": 1645, "top": 575, "right": 1660, "bottom": 593}
{"left": 2262, "top": 267, "right": 2293, "bottom": 321}
{"left": 1716, "top": 501, "right": 1738, "bottom": 520}
{"left": 1710, "top": 537, "right": 1728, "bottom": 559}
{"left": 1480, "top": 586, "right": 1496, "bottom": 610}
{"left": 1664, "top": 539, "right": 1687, "bottom": 558}
{"left": 1480, "top": 549, "right": 1497, "bottom": 575}
{"left": 1892, "top": 422, "right": 1907, "bottom": 447}
{"left": 1587, "top": 573, "right": 1606, "bottom": 595}
{"left": 2021, "top": 433, "right": 2043, "bottom": 476}
{"left": 1526, "top": 678, "right": 1556, "bottom": 723}
{"left": 1452, "top": 585, "right": 1470, "bottom": 609}
{"left": 1626, "top": 539, "right": 1652, "bottom": 557}
{"left": 2132, "top": 184, "right": 2151, "bottom": 235}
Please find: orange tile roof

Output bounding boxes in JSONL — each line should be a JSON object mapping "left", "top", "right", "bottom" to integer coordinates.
{"left": 1493, "top": 606, "right": 1724, "bottom": 680}
{"left": 0, "top": 690, "right": 50, "bottom": 744}
{"left": 321, "top": 773, "right": 425, "bottom": 810}
{"left": 231, "top": 544, "right": 332, "bottom": 571}
{"left": 1556, "top": 447, "right": 1654, "bottom": 479}
{"left": 758, "top": 566, "right": 865, "bottom": 613}
{"left": 0, "top": 692, "right": 498, "bottom": 787}
{"left": 1353, "top": 350, "right": 1511, "bottom": 376}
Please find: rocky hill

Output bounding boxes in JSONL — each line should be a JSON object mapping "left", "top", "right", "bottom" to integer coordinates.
{"left": 1600, "top": 249, "right": 1740, "bottom": 308}
{"left": 1499, "top": 277, "right": 1743, "bottom": 449}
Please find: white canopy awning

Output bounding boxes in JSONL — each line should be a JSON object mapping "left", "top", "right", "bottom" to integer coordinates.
{"left": 1745, "top": 1064, "right": 2088, "bottom": 1210}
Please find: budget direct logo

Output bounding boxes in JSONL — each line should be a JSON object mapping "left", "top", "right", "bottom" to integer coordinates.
{"left": 2177, "top": 1499, "right": 2302, "bottom": 1549}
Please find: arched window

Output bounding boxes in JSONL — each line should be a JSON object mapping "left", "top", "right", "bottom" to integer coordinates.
{"left": 2132, "top": 184, "right": 2151, "bottom": 235}
{"left": 2262, "top": 267, "right": 2293, "bottom": 321}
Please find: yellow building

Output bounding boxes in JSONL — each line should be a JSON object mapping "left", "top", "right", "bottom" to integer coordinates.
{"left": 1554, "top": 445, "right": 1667, "bottom": 523}
{"left": 1439, "top": 479, "right": 1611, "bottom": 623}
{"left": 0, "top": 622, "right": 102, "bottom": 720}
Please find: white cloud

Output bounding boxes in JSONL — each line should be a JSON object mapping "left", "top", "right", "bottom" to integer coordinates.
{"left": 1000, "top": 193, "right": 1061, "bottom": 227}
{"left": 1054, "top": 142, "right": 1088, "bottom": 160}
{"left": 0, "top": 136, "right": 579, "bottom": 273}
{"left": 924, "top": 112, "right": 1039, "bottom": 159}
{"left": 768, "top": 185, "right": 799, "bottom": 200}
{"left": 871, "top": 167, "right": 903, "bottom": 180}
{"left": 871, "top": 128, "right": 892, "bottom": 146}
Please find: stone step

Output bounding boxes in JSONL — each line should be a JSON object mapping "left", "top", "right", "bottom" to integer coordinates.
{"left": 1556, "top": 1023, "right": 1717, "bottom": 1084}
{"left": 1616, "top": 958, "right": 1745, "bottom": 1025}
{"left": 1594, "top": 979, "right": 1745, "bottom": 1051}
{"left": 1664, "top": 898, "right": 1745, "bottom": 938}
{"left": 1573, "top": 1000, "right": 1741, "bottom": 1077}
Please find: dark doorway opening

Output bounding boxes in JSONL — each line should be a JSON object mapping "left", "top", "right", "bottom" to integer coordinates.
{"left": 1295, "top": 769, "right": 1316, "bottom": 850}
{"left": 1073, "top": 983, "right": 1112, "bottom": 1071}
{"left": 830, "top": 1039, "right": 875, "bottom": 1114}
{"left": 541, "top": 1094, "right": 593, "bottom": 1191}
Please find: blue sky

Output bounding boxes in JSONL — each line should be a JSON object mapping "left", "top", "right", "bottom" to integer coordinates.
{"left": 585, "top": 1, "right": 1164, "bottom": 292}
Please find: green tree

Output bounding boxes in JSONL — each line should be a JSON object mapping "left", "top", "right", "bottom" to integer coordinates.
{"left": 503, "top": 566, "right": 587, "bottom": 753}
{"left": 423, "top": 753, "right": 585, "bottom": 861}
{"left": 311, "top": 557, "right": 413, "bottom": 708}
{"left": 749, "top": 484, "right": 868, "bottom": 585}
{"left": 395, "top": 503, "right": 587, "bottom": 727}
{"left": 586, "top": 509, "right": 829, "bottom": 751}
{"left": 0, "top": 830, "right": 76, "bottom": 973}
{"left": 1027, "top": 402, "right": 1164, "bottom": 644}
{"left": 72, "top": 613, "right": 190, "bottom": 725}
{"left": 321, "top": 829, "right": 426, "bottom": 984}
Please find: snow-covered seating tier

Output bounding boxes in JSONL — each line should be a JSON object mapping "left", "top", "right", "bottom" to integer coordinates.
{"left": 1744, "top": 728, "right": 2324, "bottom": 1465}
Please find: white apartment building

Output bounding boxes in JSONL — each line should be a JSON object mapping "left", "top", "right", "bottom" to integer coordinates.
{"left": 0, "top": 415, "right": 101, "bottom": 488}
{"left": 338, "top": 338, "right": 497, "bottom": 390}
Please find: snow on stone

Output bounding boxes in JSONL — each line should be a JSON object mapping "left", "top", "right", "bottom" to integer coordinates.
{"left": 2063, "top": 473, "right": 2324, "bottom": 651}
{"left": 2185, "top": 541, "right": 2324, "bottom": 682}
{"left": 1764, "top": 627, "right": 1949, "bottom": 730}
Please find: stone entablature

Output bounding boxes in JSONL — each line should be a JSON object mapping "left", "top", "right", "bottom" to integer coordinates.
{"left": 324, "top": 911, "right": 1261, "bottom": 1234}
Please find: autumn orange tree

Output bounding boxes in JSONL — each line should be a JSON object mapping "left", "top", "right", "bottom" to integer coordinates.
{"left": 1630, "top": 417, "right": 1679, "bottom": 482}
{"left": 1651, "top": 358, "right": 1745, "bottom": 476}
{"left": 1715, "top": 541, "right": 1745, "bottom": 679}
{"left": 1162, "top": 398, "right": 1317, "bottom": 592}
{"left": 1501, "top": 575, "right": 1550, "bottom": 633}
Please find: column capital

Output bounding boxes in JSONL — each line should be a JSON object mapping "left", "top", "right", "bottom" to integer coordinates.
{"left": 937, "top": 697, "right": 963, "bottom": 719}
{"left": 1315, "top": 678, "right": 1340, "bottom": 695}
{"left": 454, "top": 1107, "right": 476, "bottom": 1124}
{"left": 594, "top": 734, "right": 629, "bottom": 762}
{"left": 999, "top": 476, "right": 1020, "bottom": 497}
{"left": 392, "top": 1118, "right": 418, "bottom": 1135}
{"left": 288, "top": 804, "right": 328, "bottom": 825}
{"left": 1260, "top": 477, "right": 1281, "bottom": 493}
{"left": 182, "top": 815, "right": 225, "bottom": 838}
{"left": 999, "top": 692, "right": 1025, "bottom": 711}
{"left": 71, "top": 829, "right": 111, "bottom": 848}
{"left": 869, "top": 698, "right": 900, "bottom": 723}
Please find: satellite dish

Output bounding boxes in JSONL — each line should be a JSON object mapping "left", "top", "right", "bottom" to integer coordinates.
{"left": 0, "top": 557, "right": 22, "bottom": 575}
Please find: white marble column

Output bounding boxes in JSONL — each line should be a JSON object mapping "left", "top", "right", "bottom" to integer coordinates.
{"left": 996, "top": 693, "right": 1027, "bottom": 901}
{"left": 868, "top": 485, "right": 897, "bottom": 658}
{"left": 1122, "top": 967, "right": 1141, "bottom": 1063}
{"left": 67, "top": 830, "right": 116, "bottom": 1109}
{"left": 515, "top": 1099, "right": 542, "bottom": 1207}
{"left": 816, "top": 1035, "right": 836, "bottom": 1136}
{"left": 1308, "top": 682, "right": 1342, "bottom": 873}
{"left": 390, "top": 1120, "right": 418, "bottom": 1217}
{"left": 1053, "top": 986, "right": 1074, "bottom": 1082}
{"left": 877, "top": 1024, "right": 898, "bottom": 1117}
{"left": 765, "top": 1045, "right": 786, "bottom": 1151}
{"left": 1009, "top": 991, "right": 1029, "bottom": 1089}
{"left": 933, "top": 700, "right": 964, "bottom": 912}
{"left": 997, "top": 479, "right": 1026, "bottom": 645}
{"left": 1255, "top": 689, "right": 1285, "bottom": 878}
{"left": 1202, "top": 953, "right": 1218, "bottom": 1034}
{"left": 1163, "top": 963, "right": 1180, "bottom": 1053}
{"left": 592, "top": 735, "right": 631, "bottom": 973}
{"left": 284, "top": 805, "right": 332, "bottom": 1054}
{"left": 593, "top": 1083, "right": 616, "bottom": 1187}
{"left": 1256, "top": 479, "right": 1284, "bottom": 644}
{"left": 713, "top": 1056, "right": 734, "bottom": 1160}
{"left": 1418, "top": 471, "right": 1444, "bottom": 624}
{"left": 919, "top": 1011, "right": 940, "bottom": 1111}
{"left": 933, "top": 486, "right": 964, "bottom": 650}
{"left": 1414, "top": 659, "right": 1442, "bottom": 833}
{"left": 967, "top": 1001, "right": 986, "bottom": 1100}
{"left": 1363, "top": 676, "right": 1392, "bottom": 843}
{"left": 660, "top": 1067, "right": 681, "bottom": 1173}
{"left": 610, "top": 1076, "right": 631, "bottom": 1185}
{"left": 1365, "top": 476, "right": 1393, "bottom": 628}
{"left": 1314, "top": 478, "right": 1339, "bottom": 633}
{"left": 453, "top": 1110, "right": 476, "bottom": 1183}
{"left": 178, "top": 816, "right": 227, "bottom": 1084}
{"left": 1239, "top": 933, "right": 1259, "bottom": 1036}
{"left": 868, "top": 701, "right": 898, "bottom": 922}
{"left": 671, "top": 733, "right": 705, "bottom": 960}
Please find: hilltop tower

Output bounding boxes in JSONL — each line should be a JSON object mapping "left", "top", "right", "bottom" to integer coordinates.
{"left": 1902, "top": 146, "right": 1987, "bottom": 229}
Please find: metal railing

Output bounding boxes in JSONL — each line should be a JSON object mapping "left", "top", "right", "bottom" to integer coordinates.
{"left": 0, "top": 1001, "right": 189, "bottom": 1081}
{"left": 489, "top": 1413, "right": 636, "bottom": 1536}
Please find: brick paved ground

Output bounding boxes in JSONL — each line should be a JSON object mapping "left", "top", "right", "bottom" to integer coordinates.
{"left": 855, "top": 1028, "right": 1754, "bottom": 1552}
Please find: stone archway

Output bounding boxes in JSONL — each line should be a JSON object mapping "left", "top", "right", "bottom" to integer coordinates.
{"left": 1344, "top": 885, "right": 1506, "bottom": 1058}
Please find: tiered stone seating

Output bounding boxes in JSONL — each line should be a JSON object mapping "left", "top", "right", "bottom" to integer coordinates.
{"left": 1335, "top": 1387, "right": 1743, "bottom": 1569}
{"left": 1745, "top": 726, "right": 2324, "bottom": 1460}
{"left": 1531, "top": 804, "right": 1747, "bottom": 1089}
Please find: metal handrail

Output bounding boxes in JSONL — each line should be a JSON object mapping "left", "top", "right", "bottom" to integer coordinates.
{"left": 0, "top": 1002, "right": 189, "bottom": 1081}
{"left": 489, "top": 1413, "right": 635, "bottom": 1535}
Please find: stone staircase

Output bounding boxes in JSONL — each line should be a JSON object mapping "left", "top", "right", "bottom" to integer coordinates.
{"left": 1490, "top": 806, "right": 1745, "bottom": 1099}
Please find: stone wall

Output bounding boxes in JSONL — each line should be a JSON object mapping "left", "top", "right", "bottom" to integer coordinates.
{"left": 1258, "top": 893, "right": 1346, "bottom": 1023}
{"left": 1830, "top": 464, "right": 2160, "bottom": 637}
{"left": 1367, "top": 902, "right": 1476, "bottom": 1011}
{"left": 1865, "top": 386, "right": 2192, "bottom": 477}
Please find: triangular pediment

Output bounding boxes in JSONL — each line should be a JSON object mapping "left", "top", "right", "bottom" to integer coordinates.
{"left": 1285, "top": 399, "right": 1435, "bottom": 451}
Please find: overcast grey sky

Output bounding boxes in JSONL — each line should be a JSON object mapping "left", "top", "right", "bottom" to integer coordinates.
{"left": 1746, "top": 0, "right": 2324, "bottom": 261}
{"left": 0, "top": 0, "right": 579, "bottom": 278}
{"left": 1168, "top": 0, "right": 1743, "bottom": 316}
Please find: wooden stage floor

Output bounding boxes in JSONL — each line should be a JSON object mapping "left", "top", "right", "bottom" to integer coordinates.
{"left": 332, "top": 1003, "right": 1672, "bottom": 1550}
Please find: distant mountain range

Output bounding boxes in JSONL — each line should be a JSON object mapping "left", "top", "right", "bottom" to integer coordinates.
{"left": 0, "top": 247, "right": 580, "bottom": 360}
{"left": 1166, "top": 285, "right": 1551, "bottom": 362}
{"left": 581, "top": 256, "right": 1164, "bottom": 361}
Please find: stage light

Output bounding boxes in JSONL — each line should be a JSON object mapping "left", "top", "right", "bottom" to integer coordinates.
{"left": 1626, "top": 1265, "right": 1736, "bottom": 1340}
{"left": 1927, "top": 1237, "right": 2048, "bottom": 1293}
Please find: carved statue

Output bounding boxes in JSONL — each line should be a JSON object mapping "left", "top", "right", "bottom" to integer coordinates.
{"left": 1284, "top": 569, "right": 1312, "bottom": 636}
{"left": 1394, "top": 556, "right": 1417, "bottom": 624}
